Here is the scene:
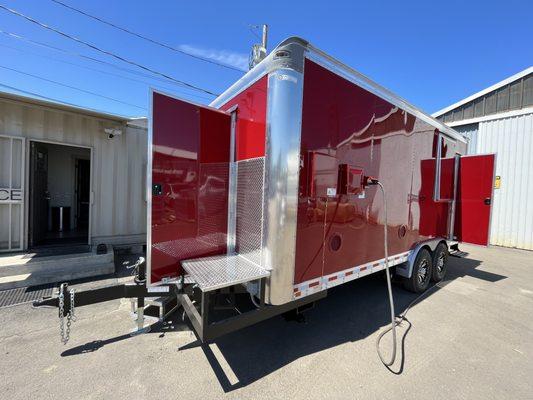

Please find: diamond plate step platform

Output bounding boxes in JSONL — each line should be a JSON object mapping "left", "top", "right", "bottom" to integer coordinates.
{"left": 450, "top": 250, "right": 469, "bottom": 258}
{"left": 182, "top": 254, "right": 270, "bottom": 292}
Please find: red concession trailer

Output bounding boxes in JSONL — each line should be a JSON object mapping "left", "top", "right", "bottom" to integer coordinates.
{"left": 36, "top": 37, "right": 495, "bottom": 344}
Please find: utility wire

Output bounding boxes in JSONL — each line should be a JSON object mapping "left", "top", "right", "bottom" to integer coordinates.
{"left": 49, "top": 0, "right": 246, "bottom": 73}
{"left": 0, "top": 41, "right": 212, "bottom": 102}
{"left": 0, "top": 29, "right": 209, "bottom": 95}
{"left": 0, "top": 4, "right": 219, "bottom": 96}
{"left": 0, "top": 64, "right": 146, "bottom": 110}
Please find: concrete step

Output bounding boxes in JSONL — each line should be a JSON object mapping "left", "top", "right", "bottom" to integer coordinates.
{"left": 0, "top": 250, "right": 114, "bottom": 290}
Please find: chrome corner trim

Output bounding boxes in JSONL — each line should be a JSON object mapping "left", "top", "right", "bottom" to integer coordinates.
{"left": 146, "top": 87, "right": 154, "bottom": 286}
{"left": 226, "top": 109, "right": 237, "bottom": 253}
{"left": 263, "top": 68, "right": 305, "bottom": 305}
{"left": 305, "top": 44, "right": 467, "bottom": 145}
{"left": 210, "top": 38, "right": 307, "bottom": 110}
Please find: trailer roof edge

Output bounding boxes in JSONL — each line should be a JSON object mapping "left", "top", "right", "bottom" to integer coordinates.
{"left": 211, "top": 37, "right": 467, "bottom": 144}
{"left": 305, "top": 42, "right": 466, "bottom": 143}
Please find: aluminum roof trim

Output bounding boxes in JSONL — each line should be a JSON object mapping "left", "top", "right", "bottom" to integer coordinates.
{"left": 211, "top": 37, "right": 466, "bottom": 143}
{"left": 305, "top": 43, "right": 466, "bottom": 143}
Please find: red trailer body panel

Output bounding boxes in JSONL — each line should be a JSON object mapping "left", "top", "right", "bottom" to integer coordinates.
{"left": 220, "top": 76, "right": 268, "bottom": 161}
{"left": 150, "top": 92, "right": 231, "bottom": 283}
{"left": 148, "top": 38, "right": 494, "bottom": 307}
{"left": 294, "top": 59, "right": 463, "bottom": 285}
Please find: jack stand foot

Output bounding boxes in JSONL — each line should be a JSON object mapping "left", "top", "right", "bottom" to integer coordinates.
{"left": 130, "top": 323, "right": 151, "bottom": 336}
{"left": 130, "top": 297, "right": 151, "bottom": 336}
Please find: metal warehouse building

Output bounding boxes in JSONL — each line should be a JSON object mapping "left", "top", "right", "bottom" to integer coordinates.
{"left": 434, "top": 67, "right": 533, "bottom": 250}
{"left": 0, "top": 91, "right": 147, "bottom": 255}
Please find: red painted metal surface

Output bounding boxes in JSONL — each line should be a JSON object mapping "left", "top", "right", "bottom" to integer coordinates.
{"left": 455, "top": 154, "right": 495, "bottom": 246}
{"left": 308, "top": 151, "right": 338, "bottom": 197}
{"left": 150, "top": 92, "right": 231, "bottom": 283}
{"left": 220, "top": 76, "right": 267, "bottom": 161}
{"left": 294, "top": 59, "right": 462, "bottom": 284}
{"left": 418, "top": 158, "right": 452, "bottom": 238}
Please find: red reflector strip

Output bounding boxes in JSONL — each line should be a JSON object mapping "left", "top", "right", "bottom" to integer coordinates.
{"left": 328, "top": 276, "right": 337, "bottom": 282}
{"left": 373, "top": 262, "right": 380, "bottom": 267}
{"left": 345, "top": 271, "right": 354, "bottom": 276}
{"left": 309, "top": 281, "right": 320, "bottom": 288}
{"left": 293, "top": 287, "right": 299, "bottom": 293}
{"left": 360, "top": 266, "right": 367, "bottom": 271}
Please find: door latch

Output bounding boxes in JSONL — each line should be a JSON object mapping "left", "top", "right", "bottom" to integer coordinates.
{"left": 484, "top": 197, "right": 491, "bottom": 205}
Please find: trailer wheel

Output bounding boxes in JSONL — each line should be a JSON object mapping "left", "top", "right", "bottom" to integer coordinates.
{"left": 404, "top": 248, "right": 432, "bottom": 293}
{"left": 431, "top": 243, "right": 448, "bottom": 282}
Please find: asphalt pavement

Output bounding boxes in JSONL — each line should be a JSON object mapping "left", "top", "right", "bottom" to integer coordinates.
{"left": 0, "top": 244, "right": 531, "bottom": 399}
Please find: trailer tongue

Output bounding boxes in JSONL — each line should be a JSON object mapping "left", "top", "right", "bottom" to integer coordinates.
{"left": 34, "top": 37, "right": 495, "bottom": 354}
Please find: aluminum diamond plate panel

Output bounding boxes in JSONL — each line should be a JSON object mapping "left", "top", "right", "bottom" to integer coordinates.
{"left": 235, "top": 157, "right": 265, "bottom": 266}
{"left": 182, "top": 254, "right": 270, "bottom": 292}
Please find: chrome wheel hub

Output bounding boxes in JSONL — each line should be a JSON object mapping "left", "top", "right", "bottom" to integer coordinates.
{"left": 436, "top": 253, "right": 445, "bottom": 273}
{"left": 417, "top": 259, "right": 429, "bottom": 284}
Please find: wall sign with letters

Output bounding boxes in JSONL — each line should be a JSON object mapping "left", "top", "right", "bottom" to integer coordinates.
{"left": 0, "top": 188, "right": 23, "bottom": 203}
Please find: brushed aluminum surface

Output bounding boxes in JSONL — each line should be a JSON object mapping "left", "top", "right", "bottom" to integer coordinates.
{"left": 182, "top": 253, "right": 270, "bottom": 292}
{"left": 263, "top": 68, "right": 305, "bottom": 305}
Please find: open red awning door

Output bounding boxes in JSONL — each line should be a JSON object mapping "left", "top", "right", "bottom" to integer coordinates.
{"left": 148, "top": 91, "right": 232, "bottom": 285}
{"left": 455, "top": 154, "right": 495, "bottom": 246}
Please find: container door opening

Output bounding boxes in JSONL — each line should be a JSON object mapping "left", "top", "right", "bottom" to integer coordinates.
{"left": 29, "top": 141, "right": 91, "bottom": 250}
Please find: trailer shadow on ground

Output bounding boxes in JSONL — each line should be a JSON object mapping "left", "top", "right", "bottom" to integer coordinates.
{"left": 192, "top": 255, "right": 506, "bottom": 392}
{"left": 59, "top": 255, "right": 506, "bottom": 392}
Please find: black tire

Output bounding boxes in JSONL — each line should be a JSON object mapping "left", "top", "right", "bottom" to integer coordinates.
{"left": 403, "top": 248, "right": 432, "bottom": 293}
{"left": 431, "top": 242, "right": 448, "bottom": 282}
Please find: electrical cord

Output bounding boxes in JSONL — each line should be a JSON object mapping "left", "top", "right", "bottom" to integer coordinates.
{"left": 373, "top": 180, "right": 398, "bottom": 366}
{"left": 373, "top": 178, "right": 442, "bottom": 367}
{"left": 250, "top": 293, "right": 261, "bottom": 308}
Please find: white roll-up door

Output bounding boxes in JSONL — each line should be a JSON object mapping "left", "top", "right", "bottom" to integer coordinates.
{"left": 0, "top": 135, "right": 25, "bottom": 252}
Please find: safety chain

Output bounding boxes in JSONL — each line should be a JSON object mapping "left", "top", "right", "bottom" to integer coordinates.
{"left": 58, "top": 283, "right": 76, "bottom": 344}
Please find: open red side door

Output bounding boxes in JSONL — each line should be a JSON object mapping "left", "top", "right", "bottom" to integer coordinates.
{"left": 148, "top": 91, "right": 232, "bottom": 285}
{"left": 455, "top": 154, "right": 496, "bottom": 246}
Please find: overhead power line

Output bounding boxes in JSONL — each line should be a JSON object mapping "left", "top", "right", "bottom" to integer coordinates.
{"left": 49, "top": 0, "right": 245, "bottom": 73}
{"left": 0, "top": 40, "right": 213, "bottom": 102}
{"left": 0, "top": 64, "right": 146, "bottom": 110}
{"left": 0, "top": 29, "right": 208, "bottom": 96}
{"left": 0, "top": 4, "right": 219, "bottom": 96}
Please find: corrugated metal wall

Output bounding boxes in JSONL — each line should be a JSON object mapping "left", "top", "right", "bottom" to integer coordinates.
{"left": 0, "top": 99, "right": 147, "bottom": 248}
{"left": 453, "top": 123, "right": 479, "bottom": 154}
{"left": 468, "top": 113, "right": 533, "bottom": 249}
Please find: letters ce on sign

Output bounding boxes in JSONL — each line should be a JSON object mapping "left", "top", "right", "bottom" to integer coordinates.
{"left": 0, "top": 188, "right": 23, "bottom": 203}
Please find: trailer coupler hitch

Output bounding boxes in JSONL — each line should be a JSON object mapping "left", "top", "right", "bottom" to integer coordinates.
{"left": 33, "top": 259, "right": 186, "bottom": 344}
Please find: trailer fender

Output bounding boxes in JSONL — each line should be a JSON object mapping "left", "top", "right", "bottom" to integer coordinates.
{"left": 395, "top": 239, "right": 447, "bottom": 278}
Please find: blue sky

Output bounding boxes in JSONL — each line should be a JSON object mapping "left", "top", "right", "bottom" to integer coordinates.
{"left": 0, "top": 0, "right": 531, "bottom": 118}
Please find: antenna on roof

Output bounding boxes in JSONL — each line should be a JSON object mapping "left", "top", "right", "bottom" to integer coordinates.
{"left": 249, "top": 24, "right": 268, "bottom": 70}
